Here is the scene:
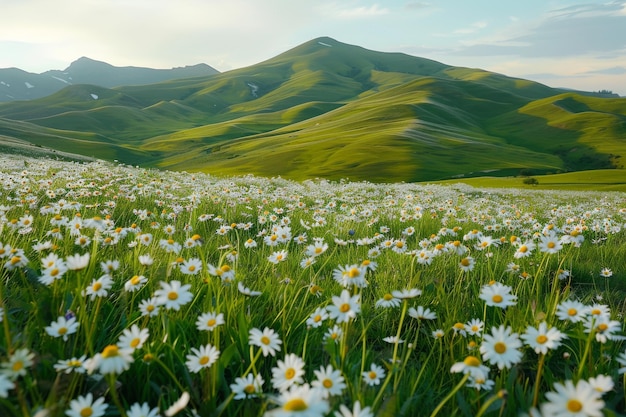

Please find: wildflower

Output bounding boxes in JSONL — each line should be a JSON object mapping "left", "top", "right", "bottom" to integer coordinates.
{"left": 375, "top": 293, "right": 401, "bottom": 309}
{"left": 3, "top": 348, "right": 35, "bottom": 379}
{"left": 238, "top": 281, "right": 262, "bottom": 296}
{"left": 117, "top": 325, "right": 150, "bottom": 351}
{"left": 588, "top": 375, "right": 614, "bottom": 394}
{"left": 521, "top": 322, "right": 566, "bottom": 355}
{"left": 584, "top": 314, "right": 623, "bottom": 344}
{"left": 164, "top": 391, "right": 190, "bottom": 417}
{"left": 333, "top": 264, "right": 367, "bottom": 288}
{"left": 432, "top": 329, "right": 445, "bottom": 339}
{"left": 312, "top": 364, "right": 346, "bottom": 398}
{"left": 230, "top": 373, "right": 264, "bottom": 400}
{"left": 538, "top": 233, "right": 563, "bottom": 254}
{"left": 556, "top": 299, "right": 588, "bottom": 323}
{"left": 54, "top": 356, "right": 87, "bottom": 374}
{"left": 154, "top": 280, "right": 193, "bottom": 311}
{"left": 124, "top": 275, "right": 148, "bottom": 292}
{"left": 599, "top": 267, "right": 612, "bottom": 278}
{"left": 85, "top": 345, "right": 134, "bottom": 375}
{"left": 100, "top": 259, "right": 120, "bottom": 274}
{"left": 271, "top": 353, "right": 306, "bottom": 392}
{"left": 408, "top": 306, "right": 437, "bottom": 321}
{"left": 268, "top": 250, "right": 288, "bottom": 264}
{"left": 66, "top": 253, "right": 90, "bottom": 270}
{"left": 324, "top": 325, "right": 343, "bottom": 344}
{"left": 185, "top": 344, "right": 220, "bottom": 373}
{"left": 179, "top": 258, "right": 202, "bottom": 275}
{"left": 459, "top": 256, "right": 475, "bottom": 272}
{"left": 383, "top": 336, "right": 404, "bottom": 344}
{"left": 249, "top": 327, "right": 282, "bottom": 357}
{"left": 327, "top": 289, "right": 360, "bottom": 323}
{"left": 450, "top": 356, "right": 489, "bottom": 380}
{"left": 265, "top": 383, "right": 329, "bottom": 417}
{"left": 138, "top": 254, "right": 154, "bottom": 265}
{"left": 464, "top": 318, "right": 484, "bottom": 336}
{"left": 362, "top": 363, "right": 385, "bottom": 386}
{"left": 0, "top": 374, "right": 14, "bottom": 398}
{"left": 65, "top": 393, "right": 108, "bottom": 417}
{"left": 196, "top": 311, "right": 225, "bottom": 332}
{"left": 466, "top": 375, "right": 495, "bottom": 391}
{"left": 334, "top": 401, "right": 374, "bottom": 417}
{"left": 513, "top": 241, "right": 535, "bottom": 258}
{"left": 139, "top": 297, "right": 161, "bottom": 317}
{"left": 541, "top": 379, "right": 604, "bottom": 417}
{"left": 83, "top": 275, "right": 114, "bottom": 300}
{"left": 45, "top": 316, "right": 80, "bottom": 341}
{"left": 300, "top": 257, "right": 316, "bottom": 269}
{"left": 305, "top": 241, "right": 328, "bottom": 257}
{"left": 479, "top": 282, "right": 517, "bottom": 309}
{"left": 391, "top": 288, "right": 422, "bottom": 299}
{"left": 480, "top": 325, "right": 523, "bottom": 370}
{"left": 127, "top": 402, "right": 160, "bottom": 417}
{"left": 207, "top": 263, "right": 235, "bottom": 282}
{"left": 306, "top": 307, "right": 328, "bottom": 328}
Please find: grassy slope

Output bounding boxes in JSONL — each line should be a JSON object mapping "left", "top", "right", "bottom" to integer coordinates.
{"left": 0, "top": 37, "right": 624, "bottom": 183}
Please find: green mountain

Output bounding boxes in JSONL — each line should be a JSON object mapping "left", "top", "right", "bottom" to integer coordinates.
{"left": 0, "top": 57, "right": 218, "bottom": 102}
{"left": 0, "top": 36, "right": 624, "bottom": 182}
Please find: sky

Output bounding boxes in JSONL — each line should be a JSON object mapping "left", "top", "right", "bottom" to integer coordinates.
{"left": 1, "top": 0, "right": 626, "bottom": 95}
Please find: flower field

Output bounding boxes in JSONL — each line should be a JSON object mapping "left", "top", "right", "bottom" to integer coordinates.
{"left": 0, "top": 156, "right": 625, "bottom": 417}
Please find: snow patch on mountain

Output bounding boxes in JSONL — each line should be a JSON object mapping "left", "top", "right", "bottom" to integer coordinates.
{"left": 25, "top": 82, "right": 35, "bottom": 88}
{"left": 51, "top": 76, "right": 70, "bottom": 84}
{"left": 247, "top": 82, "right": 259, "bottom": 97}
{"left": 90, "top": 93, "right": 99, "bottom": 100}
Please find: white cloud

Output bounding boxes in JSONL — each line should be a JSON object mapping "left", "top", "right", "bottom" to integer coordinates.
{"left": 334, "top": 4, "right": 389, "bottom": 19}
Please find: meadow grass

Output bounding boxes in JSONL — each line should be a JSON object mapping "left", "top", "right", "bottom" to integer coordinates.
{"left": 0, "top": 156, "right": 625, "bottom": 417}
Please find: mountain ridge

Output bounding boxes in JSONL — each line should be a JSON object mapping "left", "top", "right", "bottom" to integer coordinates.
{"left": 0, "top": 36, "right": 624, "bottom": 183}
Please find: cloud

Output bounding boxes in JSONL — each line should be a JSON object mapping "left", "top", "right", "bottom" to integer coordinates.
{"left": 452, "top": 21, "right": 488, "bottom": 35}
{"left": 582, "top": 66, "right": 626, "bottom": 75}
{"left": 333, "top": 4, "right": 389, "bottom": 19}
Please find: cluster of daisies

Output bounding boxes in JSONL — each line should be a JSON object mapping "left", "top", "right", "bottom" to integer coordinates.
{"left": 0, "top": 156, "right": 625, "bottom": 417}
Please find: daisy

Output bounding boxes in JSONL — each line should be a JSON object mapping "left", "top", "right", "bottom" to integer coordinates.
{"left": 65, "top": 393, "right": 108, "bottom": 417}
{"left": 513, "top": 241, "right": 535, "bottom": 258}
{"left": 85, "top": 345, "right": 134, "bottom": 375}
{"left": 124, "top": 275, "right": 148, "bottom": 292}
{"left": 556, "top": 299, "right": 588, "bottom": 323}
{"left": 154, "top": 280, "right": 193, "bottom": 311}
{"left": 268, "top": 250, "right": 288, "bottom": 264}
{"left": 362, "top": 363, "right": 386, "bottom": 386}
{"left": 327, "top": 289, "right": 360, "bottom": 323}
{"left": 450, "top": 355, "right": 490, "bottom": 380}
{"left": 0, "top": 374, "right": 14, "bottom": 398}
{"left": 54, "top": 356, "right": 87, "bottom": 374}
{"left": 375, "top": 293, "right": 401, "bottom": 309}
{"left": 458, "top": 256, "right": 475, "bottom": 272}
{"left": 334, "top": 401, "right": 374, "bottom": 417}
{"left": 196, "top": 311, "right": 225, "bottom": 331}
{"left": 466, "top": 375, "right": 495, "bottom": 391}
{"left": 408, "top": 306, "right": 437, "bottom": 321}
{"left": 391, "top": 288, "right": 422, "bottom": 299}
{"left": 238, "top": 281, "right": 262, "bottom": 296}
{"left": 185, "top": 344, "right": 220, "bottom": 373}
{"left": 117, "top": 325, "right": 150, "bottom": 351}
{"left": 100, "top": 259, "right": 120, "bottom": 274}
{"left": 306, "top": 307, "right": 328, "bottom": 328}
{"left": 332, "top": 264, "right": 367, "bottom": 288}
{"left": 164, "top": 391, "right": 190, "bottom": 417}
{"left": 84, "top": 274, "right": 114, "bottom": 300}
{"left": 39, "top": 261, "right": 69, "bottom": 285}
{"left": 324, "top": 325, "right": 343, "bottom": 344}
{"left": 305, "top": 242, "right": 328, "bottom": 257}
{"left": 271, "top": 353, "right": 306, "bottom": 392}
{"left": 599, "top": 267, "right": 612, "bottom": 278}
{"left": 230, "top": 373, "right": 264, "bottom": 400}
{"left": 538, "top": 232, "right": 563, "bottom": 254}
{"left": 479, "top": 282, "right": 517, "bottom": 309}
{"left": 464, "top": 318, "right": 484, "bottom": 336}
{"left": 3, "top": 348, "right": 35, "bottom": 379}
{"left": 265, "top": 383, "right": 329, "bottom": 417}
{"left": 249, "top": 327, "right": 282, "bottom": 357}
{"left": 521, "top": 322, "right": 566, "bottom": 355}
{"left": 179, "top": 257, "right": 202, "bottom": 275}
{"left": 45, "top": 316, "right": 80, "bottom": 341}
{"left": 541, "top": 379, "right": 604, "bottom": 417}
{"left": 139, "top": 297, "right": 161, "bottom": 317}
{"left": 138, "top": 254, "right": 154, "bottom": 266}
{"left": 588, "top": 375, "right": 614, "bottom": 394}
{"left": 312, "top": 364, "right": 346, "bottom": 398}
{"left": 480, "top": 325, "right": 523, "bottom": 370}
{"left": 127, "top": 402, "right": 160, "bottom": 417}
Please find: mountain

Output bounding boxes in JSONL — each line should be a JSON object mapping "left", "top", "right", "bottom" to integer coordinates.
{"left": 0, "top": 57, "right": 218, "bottom": 101}
{"left": 0, "top": 36, "right": 624, "bottom": 182}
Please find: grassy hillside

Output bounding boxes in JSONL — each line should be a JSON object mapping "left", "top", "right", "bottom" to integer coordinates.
{"left": 0, "top": 37, "right": 625, "bottom": 182}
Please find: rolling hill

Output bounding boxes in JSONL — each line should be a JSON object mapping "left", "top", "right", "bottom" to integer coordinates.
{"left": 0, "top": 36, "right": 625, "bottom": 182}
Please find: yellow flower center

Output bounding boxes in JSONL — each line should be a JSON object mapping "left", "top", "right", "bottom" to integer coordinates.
{"left": 315, "top": 247, "right": 323, "bottom": 254}
{"left": 494, "top": 342, "right": 507, "bottom": 354}
{"left": 313, "top": 315, "right": 322, "bottom": 323}
{"left": 130, "top": 338, "right": 140, "bottom": 348}
{"left": 536, "top": 335, "right": 548, "bottom": 344}
{"left": 102, "top": 345, "right": 119, "bottom": 358}
{"left": 383, "top": 293, "right": 393, "bottom": 301}
{"left": 12, "top": 360, "right": 23, "bottom": 372}
{"left": 568, "top": 308, "right": 577, "bottom": 316}
{"left": 492, "top": 295, "right": 503, "bottom": 303}
{"left": 460, "top": 258, "right": 470, "bottom": 266}
{"left": 348, "top": 268, "right": 360, "bottom": 278}
{"left": 323, "top": 379, "right": 333, "bottom": 388}
{"left": 547, "top": 242, "right": 555, "bottom": 249}
{"left": 146, "top": 305, "right": 155, "bottom": 312}
{"left": 339, "top": 303, "right": 351, "bottom": 313}
{"left": 244, "top": 384, "right": 255, "bottom": 394}
{"left": 368, "top": 371, "right": 377, "bottom": 379}
{"left": 168, "top": 291, "right": 178, "bottom": 300}
{"left": 519, "top": 246, "right": 528, "bottom": 253}
{"left": 207, "top": 318, "right": 217, "bottom": 327}
{"left": 188, "top": 265, "right": 196, "bottom": 272}
{"left": 80, "top": 407, "right": 94, "bottom": 417}
{"left": 597, "top": 323, "right": 608, "bottom": 332}
{"left": 463, "top": 356, "right": 480, "bottom": 367}
{"left": 260, "top": 336, "right": 270, "bottom": 345}
{"left": 58, "top": 327, "right": 68, "bottom": 335}
{"left": 92, "top": 282, "right": 102, "bottom": 292}
{"left": 131, "top": 275, "right": 141, "bottom": 285}
{"left": 199, "top": 356, "right": 210, "bottom": 365}
{"left": 566, "top": 399, "right": 583, "bottom": 412}
{"left": 285, "top": 368, "right": 296, "bottom": 379}
{"left": 591, "top": 309, "right": 601, "bottom": 315}
{"left": 284, "top": 399, "right": 307, "bottom": 411}
{"left": 50, "top": 268, "right": 60, "bottom": 277}
{"left": 453, "top": 322, "right": 465, "bottom": 330}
